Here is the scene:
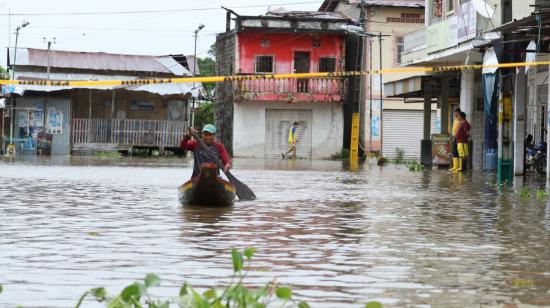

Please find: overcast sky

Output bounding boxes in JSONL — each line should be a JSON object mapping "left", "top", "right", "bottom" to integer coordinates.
{"left": 0, "top": 0, "right": 321, "bottom": 66}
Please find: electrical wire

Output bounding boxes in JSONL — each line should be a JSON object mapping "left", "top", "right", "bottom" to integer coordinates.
{"left": 0, "top": 1, "right": 321, "bottom": 16}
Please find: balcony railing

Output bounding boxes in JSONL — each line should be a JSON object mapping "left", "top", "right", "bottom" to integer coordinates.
{"left": 404, "top": 28, "right": 427, "bottom": 54}
{"left": 234, "top": 77, "right": 344, "bottom": 103}
{"left": 73, "top": 118, "right": 187, "bottom": 148}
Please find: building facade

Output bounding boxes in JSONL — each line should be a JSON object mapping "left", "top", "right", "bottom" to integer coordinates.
{"left": 2, "top": 48, "right": 201, "bottom": 155}
{"left": 393, "top": 0, "right": 544, "bottom": 178}
{"left": 320, "top": 0, "right": 439, "bottom": 160}
{"left": 215, "top": 9, "right": 352, "bottom": 159}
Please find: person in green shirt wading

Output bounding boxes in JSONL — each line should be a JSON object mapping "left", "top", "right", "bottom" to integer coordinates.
{"left": 282, "top": 122, "right": 299, "bottom": 159}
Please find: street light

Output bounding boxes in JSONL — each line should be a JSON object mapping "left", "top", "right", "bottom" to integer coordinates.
{"left": 191, "top": 23, "right": 205, "bottom": 128}
{"left": 12, "top": 20, "right": 30, "bottom": 80}
{"left": 6, "top": 20, "right": 29, "bottom": 155}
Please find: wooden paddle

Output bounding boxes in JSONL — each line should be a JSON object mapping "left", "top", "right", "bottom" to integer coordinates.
{"left": 188, "top": 128, "right": 256, "bottom": 201}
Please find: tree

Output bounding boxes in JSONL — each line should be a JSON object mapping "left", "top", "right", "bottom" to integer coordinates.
{"left": 194, "top": 101, "right": 214, "bottom": 129}
{"left": 207, "top": 42, "right": 216, "bottom": 57}
{"left": 0, "top": 66, "right": 9, "bottom": 79}
{"left": 198, "top": 57, "right": 216, "bottom": 94}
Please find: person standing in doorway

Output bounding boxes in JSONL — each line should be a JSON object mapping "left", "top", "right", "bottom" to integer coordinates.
{"left": 282, "top": 122, "right": 299, "bottom": 159}
{"left": 450, "top": 107, "right": 462, "bottom": 172}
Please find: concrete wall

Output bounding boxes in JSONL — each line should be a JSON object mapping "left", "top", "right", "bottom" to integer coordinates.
{"left": 215, "top": 33, "right": 237, "bottom": 154}
{"left": 233, "top": 101, "right": 343, "bottom": 159}
{"left": 237, "top": 32, "right": 344, "bottom": 74}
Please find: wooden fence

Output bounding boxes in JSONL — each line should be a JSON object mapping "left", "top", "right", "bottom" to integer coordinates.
{"left": 72, "top": 118, "right": 187, "bottom": 148}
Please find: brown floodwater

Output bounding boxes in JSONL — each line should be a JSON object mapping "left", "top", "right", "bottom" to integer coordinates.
{"left": 0, "top": 156, "right": 549, "bottom": 307}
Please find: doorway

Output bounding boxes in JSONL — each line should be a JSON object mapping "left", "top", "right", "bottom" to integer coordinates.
{"left": 294, "top": 51, "right": 310, "bottom": 93}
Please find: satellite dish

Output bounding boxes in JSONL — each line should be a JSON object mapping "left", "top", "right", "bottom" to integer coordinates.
{"left": 472, "top": 0, "right": 495, "bottom": 19}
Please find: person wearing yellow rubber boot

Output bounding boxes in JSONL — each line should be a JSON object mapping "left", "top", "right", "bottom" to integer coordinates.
{"left": 455, "top": 112, "right": 471, "bottom": 173}
{"left": 450, "top": 108, "right": 462, "bottom": 172}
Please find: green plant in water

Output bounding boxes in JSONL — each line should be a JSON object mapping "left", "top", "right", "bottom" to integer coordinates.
{"left": 95, "top": 151, "right": 122, "bottom": 159}
{"left": 518, "top": 187, "right": 531, "bottom": 199}
{"left": 406, "top": 160, "right": 423, "bottom": 172}
{"left": 366, "top": 302, "right": 383, "bottom": 308}
{"left": 394, "top": 148, "right": 405, "bottom": 164}
{"left": 74, "top": 248, "right": 383, "bottom": 308}
{"left": 77, "top": 248, "right": 315, "bottom": 308}
{"left": 536, "top": 189, "right": 548, "bottom": 200}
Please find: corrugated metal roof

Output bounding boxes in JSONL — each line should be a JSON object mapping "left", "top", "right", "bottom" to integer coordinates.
{"left": 10, "top": 71, "right": 202, "bottom": 97}
{"left": 156, "top": 56, "right": 192, "bottom": 76}
{"left": 266, "top": 7, "right": 350, "bottom": 19}
{"left": 8, "top": 48, "right": 194, "bottom": 75}
{"left": 349, "top": 0, "right": 425, "bottom": 8}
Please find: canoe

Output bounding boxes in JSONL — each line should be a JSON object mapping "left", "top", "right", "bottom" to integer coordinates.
{"left": 178, "top": 163, "right": 236, "bottom": 206}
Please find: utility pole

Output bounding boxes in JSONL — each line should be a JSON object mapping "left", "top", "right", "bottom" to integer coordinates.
{"left": 7, "top": 21, "right": 29, "bottom": 155}
{"left": 378, "top": 32, "right": 384, "bottom": 156}
{"left": 191, "top": 23, "right": 205, "bottom": 129}
{"left": 12, "top": 21, "right": 29, "bottom": 80}
{"left": 369, "top": 37, "right": 373, "bottom": 152}
{"left": 44, "top": 37, "right": 56, "bottom": 80}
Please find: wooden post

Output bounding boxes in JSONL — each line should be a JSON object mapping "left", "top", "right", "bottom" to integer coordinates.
{"left": 111, "top": 90, "right": 115, "bottom": 119}
{"left": 350, "top": 112, "right": 360, "bottom": 171}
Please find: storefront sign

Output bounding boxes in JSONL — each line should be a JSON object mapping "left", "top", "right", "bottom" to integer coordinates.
{"left": 427, "top": 16, "right": 458, "bottom": 53}
{"left": 432, "top": 134, "right": 451, "bottom": 165}
{"left": 457, "top": 1, "right": 477, "bottom": 43}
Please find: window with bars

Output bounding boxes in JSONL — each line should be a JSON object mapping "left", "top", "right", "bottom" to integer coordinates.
{"left": 319, "top": 57, "right": 336, "bottom": 72}
{"left": 447, "top": 0, "right": 455, "bottom": 13}
{"left": 255, "top": 55, "right": 274, "bottom": 74}
{"left": 396, "top": 36, "right": 404, "bottom": 64}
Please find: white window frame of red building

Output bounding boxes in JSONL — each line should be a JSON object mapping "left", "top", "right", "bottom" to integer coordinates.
{"left": 254, "top": 55, "right": 275, "bottom": 74}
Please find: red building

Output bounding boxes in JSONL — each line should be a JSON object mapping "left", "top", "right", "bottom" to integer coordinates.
{"left": 216, "top": 9, "right": 356, "bottom": 159}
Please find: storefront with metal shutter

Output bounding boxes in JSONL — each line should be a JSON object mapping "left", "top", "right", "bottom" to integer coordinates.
{"left": 382, "top": 109, "right": 437, "bottom": 160}
{"left": 232, "top": 101, "right": 343, "bottom": 159}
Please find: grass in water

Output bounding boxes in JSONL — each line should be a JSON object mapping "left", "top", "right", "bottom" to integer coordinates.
{"left": 518, "top": 187, "right": 531, "bottom": 199}
{"left": 536, "top": 189, "right": 548, "bottom": 201}
{"left": 95, "top": 151, "right": 122, "bottom": 159}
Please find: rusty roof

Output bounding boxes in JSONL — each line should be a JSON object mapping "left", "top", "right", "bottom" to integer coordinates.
{"left": 8, "top": 48, "right": 189, "bottom": 74}
{"left": 265, "top": 7, "right": 350, "bottom": 19}
{"left": 320, "top": 0, "right": 424, "bottom": 11}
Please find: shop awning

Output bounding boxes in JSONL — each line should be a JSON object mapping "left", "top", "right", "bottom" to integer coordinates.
{"left": 384, "top": 75, "right": 424, "bottom": 98}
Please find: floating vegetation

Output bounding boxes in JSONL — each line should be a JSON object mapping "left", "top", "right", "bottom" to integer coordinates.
{"left": 406, "top": 160, "right": 424, "bottom": 172}
{"left": 536, "top": 189, "right": 548, "bottom": 201}
{"left": 94, "top": 151, "right": 122, "bottom": 159}
{"left": 518, "top": 187, "right": 531, "bottom": 199}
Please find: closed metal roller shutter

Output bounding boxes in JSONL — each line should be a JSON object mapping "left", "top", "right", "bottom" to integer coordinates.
{"left": 265, "top": 109, "right": 312, "bottom": 158}
{"left": 382, "top": 110, "right": 436, "bottom": 160}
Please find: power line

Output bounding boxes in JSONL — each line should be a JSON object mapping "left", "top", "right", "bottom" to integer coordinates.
{"left": 0, "top": 1, "right": 321, "bottom": 16}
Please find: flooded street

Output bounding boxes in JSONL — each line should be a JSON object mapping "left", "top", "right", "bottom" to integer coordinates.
{"left": 1, "top": 157, "right": 550, "bottom": 307}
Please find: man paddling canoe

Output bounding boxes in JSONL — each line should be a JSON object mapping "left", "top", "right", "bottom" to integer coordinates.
{"left": 180, "top": 124, "right": 232, "bottom": 177}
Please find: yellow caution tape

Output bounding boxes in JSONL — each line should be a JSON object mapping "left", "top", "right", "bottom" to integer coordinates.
{"left": 2, "top": 61, "right": 550, "bottom": 87}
